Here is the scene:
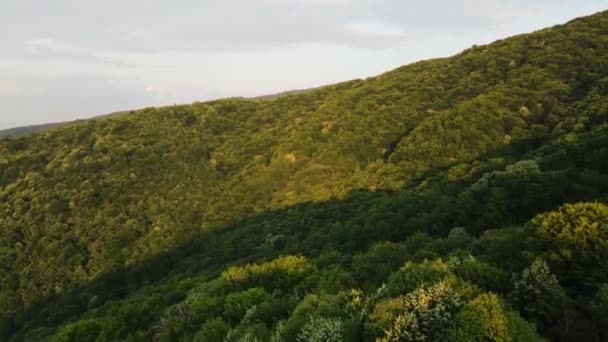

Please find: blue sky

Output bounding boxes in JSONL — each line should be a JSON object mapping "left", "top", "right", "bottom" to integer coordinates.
{"left": 0, "top": 0, "right": 606, "bottom": 129}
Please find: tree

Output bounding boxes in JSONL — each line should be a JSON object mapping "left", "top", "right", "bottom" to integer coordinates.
{"left": 530, "top": 202, "right": 608, "bottom": 285}
{"left": 511, "top": 258, "right": 567, "bottom": 324}
{"left": 352, "top": 242, "right": 409, "bottom": 288}
{"left": 51, "top": 319, "right": 103, "bottom": 342}
{"left": 373, "top": 281, "right": 464, "bottom": 341}
{"left": 444, "top": 293, "right": 511, "bottom": 342}
{"left": 193, "top": 318, "right": 230, "bottom": 342}
{"left": 297, "top": 316, "right": 344, "bottom": 342}
{"left": 590, "top": 284, "right": 608, "bottom": 339}
{"left": 443, "top": 292, "right": 544, "bottom": 342}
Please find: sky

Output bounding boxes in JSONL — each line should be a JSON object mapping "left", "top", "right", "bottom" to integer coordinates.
{"left": 0, "top": 1, "right": 606, "bottom": 130}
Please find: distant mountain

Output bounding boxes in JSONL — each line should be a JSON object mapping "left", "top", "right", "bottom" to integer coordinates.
{"left": 0, "top": 122, "right": 67, "bottom": 138}
{"left": 1, "top": 10, "right": 608, "bottom": 342}
{"left": 0, "top": 89, "right": 318, "bottom": 138}
{"left": 0, "top": 111, "right": 130, "bottom": 138}
{"left": 248, "top": 87, "right": 319, "bottom": 100}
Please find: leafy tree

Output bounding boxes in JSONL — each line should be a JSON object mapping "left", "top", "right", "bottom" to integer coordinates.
{"left": 443, "top": 293, "right": 542, "bottom": 342}
{"left": 373, "top": 281, "right": 464, "bottom": 341}
{"left": 590, "top": 284, "right": 608, "bottom": 339}
{"left": 448, "top": 256, "right": 511, "bottom": 293}
{"left": 223, "top": 288, "right": 272, "bottom": 324}
{"left": 383, "top": 259, "right": 451, "bottom": 297}
{"left": 530, "top": 202, "right": 608, "bottom": 285}
{"left": 51, "top": 319, "right": 103, "bottom": 342}
{"left": 297, "top": 316, "right": 344, "bottom": 342}
{"left": 352, "top": 242, "right": 409, "bottom": 288}
{"left": 511, "top": 258, "right": 567, "bottom": 324}
{"left": 193, "top": 318, "right": 230, "bottom": 342}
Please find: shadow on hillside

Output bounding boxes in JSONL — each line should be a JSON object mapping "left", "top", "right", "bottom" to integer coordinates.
{"left": 4, "top": 132, "right": 608, "bottom": 339}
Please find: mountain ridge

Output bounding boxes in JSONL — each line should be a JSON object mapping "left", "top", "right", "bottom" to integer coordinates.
{"left": 0, "top": 87, "right": 323, "bottom": 138}
{"left": 0, "top": 111, "right": 130, "bottom": 138}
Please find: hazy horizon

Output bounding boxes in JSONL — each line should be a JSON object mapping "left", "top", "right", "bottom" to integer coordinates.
{"left": 1, "top": 0, "right": 606, "bottom": 130}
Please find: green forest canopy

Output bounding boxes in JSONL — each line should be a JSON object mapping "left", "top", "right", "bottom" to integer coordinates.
{"left": 1, "top": 9, "right": 608, "bottom": 342}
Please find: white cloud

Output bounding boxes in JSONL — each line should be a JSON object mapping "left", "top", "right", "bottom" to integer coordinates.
{"left": 346, "top": 20, "right": 405, "bottom": 37}
{"left": 23, "top": 37, "right": 136, "bottom": 68}
{"left": 145, "top": 84, "right": 164, "bottom": 95}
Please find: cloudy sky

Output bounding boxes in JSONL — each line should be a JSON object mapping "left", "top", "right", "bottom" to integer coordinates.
{"left": 0, "top": 1, "right": 605, "bottom": 129}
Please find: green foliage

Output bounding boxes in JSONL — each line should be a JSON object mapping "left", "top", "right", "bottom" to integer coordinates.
{"left": 471, "top": 160, "right": 541, "bottom": 192}
{"left": 443, "top": 227, "right": 475, "bottom": 253}
{"left": 590, "top": 284, "right": 608, "bottom": 338}
{"left": 383, "top": 259, "right": 452, "bottom": 297}
{"left": 511, "top": 258, "right": 567, "bottom": 323}
{"left": 444, "top": 293, "right": 510, "bottom": 341}
{"left": 224, "top": 288, "right": 272, "bottom": 323}
{"left": 472, "top": 227, "right": 534, "bottom": 271}
{"left": 373, "top": 281, "right": 464, "bottom": 341}
{"left": 193, "top": 318, "right": 230, "bottom": 342}
{"left": 448, "top": 256, "right": 511, "bottom": 293}
{"left": 530, "top": 202, "right": 608, "bottom": 284}
{"left": 352, "top": 242, "right": 409, "bottom": 289}
{"left": 504, "top": 311, "right": 544, "bottom": 342}
{"left": 51, "top": 319, "right": 103, "bottom": 342}
{"left": 283, "top": 293, "right": 347, "bottom": 340}
{"left": 222, "top": 256, "right": 309, "bottom": 282}
{"left": 296, "top": 316, "right": 344, "bottom": 342}
{"left": 443, "top": 293, "right": 544, "bottom": 341}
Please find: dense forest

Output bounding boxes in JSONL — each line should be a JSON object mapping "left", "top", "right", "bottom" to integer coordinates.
{"left": 1, "top": 10, "right": 608, "bottom": 342}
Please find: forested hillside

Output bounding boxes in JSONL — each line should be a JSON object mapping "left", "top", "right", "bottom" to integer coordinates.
{"left": 0, "top": 123, "right": 65, "bottom": 139}
{"left": 0, "top": 111, "right": 128, "bottom": 138}
{"left": 1, "top": 10, "right": 608, "bottom": 342}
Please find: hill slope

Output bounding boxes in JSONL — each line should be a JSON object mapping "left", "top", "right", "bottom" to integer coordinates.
{"left": 0, "top": 123, "right": 66, "bottom": 139}
{"left": 1, "top": 10, "right": 608, "bottom": 341}
{"left": 0, "top": 111, "right": 131, "bottom": 138}
{"left": 0, "top": 89, "right": 316, "bottom": 139}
